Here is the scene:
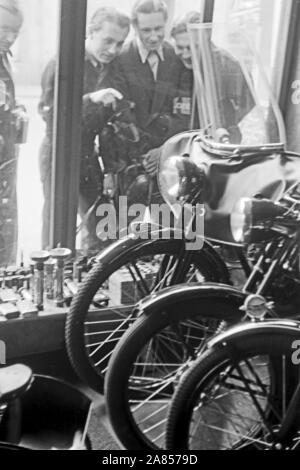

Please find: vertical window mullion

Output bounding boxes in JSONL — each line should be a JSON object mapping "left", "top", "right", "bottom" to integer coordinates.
{"left": 50, "top": 0, "right": 87, "bottom": 252}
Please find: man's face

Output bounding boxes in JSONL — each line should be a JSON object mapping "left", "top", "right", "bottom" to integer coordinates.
{"left": 174, "top": 32, "right": 192, "bottom": 69}
{"left": 88, "top": 21, "right": 129, "bottom": 64}
{"left": 0, "top": 9, "right": 22, "bottom": 53}
{"left": 135, "top": 12, "right": 166, "bottom": 52}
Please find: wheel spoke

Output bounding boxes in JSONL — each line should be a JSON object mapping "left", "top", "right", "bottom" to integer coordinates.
{"left": 80, "top": 250, "right": 211, "bottom": 389}
{"left": 173, "top": 352, "right": 293, "bottom": 450}
{"left": 86, "top": 314, "right": 134, "bottom": 360}
{"left": 122, "top": 316, "right": 222, "bottom": 448}
{"left": 126, "top": 263, "right": 151, "bottom": 297}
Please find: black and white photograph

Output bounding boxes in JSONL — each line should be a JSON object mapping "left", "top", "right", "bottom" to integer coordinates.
{"left": 0, "top": 0, "right": 300, "bottom": 453}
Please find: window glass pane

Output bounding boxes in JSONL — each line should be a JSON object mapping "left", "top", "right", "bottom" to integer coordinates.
{"left": 3, "top": 0, "right": 60, "bottom": 264}
{"left": 212, "top": 0, "right": 286, "bottom": 83}
{"left": 174, "top": 0, "right": 203, "bottom": 19}
{"left": 194, "top": 0, "right": 288, "bottom": 145}
{"left": 189, "top": 23, "right": 285, "bottom": 145}
{"left": 76, "top": 0, "right": 204, "bottom": 254}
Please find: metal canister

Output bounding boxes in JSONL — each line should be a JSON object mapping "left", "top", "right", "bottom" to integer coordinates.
{"left": 44, "top": 259, "right": 56, "bottom": 300}
{"left": 30, "top": 251, "right": 50, "bottom": 311}
{"left": 50, "top": 248, "right": 72, "bottom": 308}
{"left": 4, "top": 266, "right": 16, "bottom": 289}
{"left": 29, "top": 261, "right": 35, "bottom": 300}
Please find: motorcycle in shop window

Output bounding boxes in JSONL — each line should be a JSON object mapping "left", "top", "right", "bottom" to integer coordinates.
{"left": 66, "top": 21, "right": 300, "bottom": 415}
{"left": 101, "top": 25, "right": 300, "bottom": 450}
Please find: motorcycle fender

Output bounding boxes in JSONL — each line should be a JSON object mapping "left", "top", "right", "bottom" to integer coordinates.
{"left": 95, "top": 226, "right": 229, "bottom": 282}
{"left": 138, "top": 283, "right": 246, "bottom": 320}
{"left": 207, "top": 319, "right": 300, "bottom": 350}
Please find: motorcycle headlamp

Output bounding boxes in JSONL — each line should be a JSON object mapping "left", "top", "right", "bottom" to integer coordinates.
{"left": 159, "top": 155, "right": 207, "bottom": 208}
{"left": 231, "top": 197, "right": 288, "bottom": 244}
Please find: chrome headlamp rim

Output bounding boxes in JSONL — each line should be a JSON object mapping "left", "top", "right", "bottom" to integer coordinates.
{"left": 158, "top": 155, "right": 207, "bottom": 210}
{"left": 231, "top": 196, "right": 294, "bottom": 244}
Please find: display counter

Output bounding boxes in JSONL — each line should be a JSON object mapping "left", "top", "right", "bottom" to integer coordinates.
{"left": 0, "top": 305, "right": 130, "bottom": 360}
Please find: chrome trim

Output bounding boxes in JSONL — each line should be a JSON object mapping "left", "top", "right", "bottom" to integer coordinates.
{"left": 196, "top": 132, "right": 285, "bottom": 157}
{"left": 138, "top": 283, "right": 244, "bottom": 313}
{"left": 207, "top": 319, "right": 300, "bottom": 349}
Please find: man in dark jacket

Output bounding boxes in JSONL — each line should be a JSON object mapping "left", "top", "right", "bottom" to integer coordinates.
{"left": 113, "top": 0, "right": 181, "bottom": 145}
{"left": 145, "top": 11, "right": 255, "bottom": 175}
{"left": 168, "top": 11, "right": 199, "bottom": 135}
{"left": 169, "top": 11, "right": 255, "bottom": 143}
{"left": 143, "top": 11, "right": 199, "bottom": 176}
{"left": 0, "top": 0, "right": 26, "bottom": 265}
{"left": 38, "top": 7, "right": 129, "bottom": 251}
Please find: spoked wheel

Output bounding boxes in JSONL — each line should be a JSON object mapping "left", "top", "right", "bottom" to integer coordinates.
{"left": 166, "top": 334, "right": 300, "bottom": 450}
{"left": 105, "top": 301, "right": 242, "bottom": 450}
{"left": 65, "top": 238, "right": 229, "bottom": 393}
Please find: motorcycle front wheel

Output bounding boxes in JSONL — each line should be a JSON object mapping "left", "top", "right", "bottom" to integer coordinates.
{"left": 65, "top": 237, "right": 229, "bottom": 393}
{"left": 105, "top": 300, "right": 242, "bottom": 450}
{"left": 166, "top": 333, "right": 300, "bottom": 450}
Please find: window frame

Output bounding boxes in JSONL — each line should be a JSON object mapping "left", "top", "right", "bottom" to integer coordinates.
{"left": 49, "top": 0, "right": 214, "bottom": 254}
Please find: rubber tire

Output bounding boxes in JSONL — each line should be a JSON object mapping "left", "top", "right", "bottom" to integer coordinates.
{"left": 66, "top": 238, "right": 229, "bottom": 394}
{"left": 166, "top": 333, "right": 300, "bottom": 450}
{"left": 105, "top": 300, "right": 243, "bottom": 450}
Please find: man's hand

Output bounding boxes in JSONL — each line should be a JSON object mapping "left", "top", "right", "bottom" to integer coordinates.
{"left": 143, "top": 147, "right": 162, "bottom": 176}
{"left": 39, "top": 105, "right": 52, "bottom": 122}
{"left": 12, "top": 105, "right": 29, "bottom": 144}
{"left": 89, "top": 88, "right": 123, "bottom": 110}
{"left": 12, "top": 105, "right": 28, "bottom": 127}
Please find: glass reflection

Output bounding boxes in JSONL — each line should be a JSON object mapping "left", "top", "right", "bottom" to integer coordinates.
{"left": 14, "top": 0, "right": 59, "bottom": 262}
{"left": 7, "top": 0, "right": 288, "bottom": 265}
{"left": 0, "top": 0, "right": 23, "bottom": 265}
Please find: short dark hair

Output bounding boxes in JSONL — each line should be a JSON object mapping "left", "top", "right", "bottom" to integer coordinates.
{"left": 0, "top": 0, "right": 23, "bottom": 22}
{"left": 171, "top": 11, "right": 202, "bottom": 38}
{"left": 88, "top": 7, "right": 130, "bottom": 35}
{"left": 131, "top": 0, "right": 168, "bottom": 27}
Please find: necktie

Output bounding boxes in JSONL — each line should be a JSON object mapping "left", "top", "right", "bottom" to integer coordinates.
{"left": 95, "top": 61, "right": 104, "bottom": 75}
{"left": 95, "top": 62, "right": 107, "bottom": 88}
{"left": 147, "top": 51, "right": 159, "bottom": 80}
{"left": 1, "top": 53, "right": 12, "bottom": 76}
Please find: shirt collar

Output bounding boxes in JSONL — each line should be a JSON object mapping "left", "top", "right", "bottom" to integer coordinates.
{"left": 136, "top": 37, "right": 164, "bottom": 63}
{"left": 0, "top": 50, "right": 12, "bottom": 58}
{"left": 85, "top": 49, "right": 105, "bottom": 71}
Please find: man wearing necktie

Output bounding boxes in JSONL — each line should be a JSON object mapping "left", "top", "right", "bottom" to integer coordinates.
{"left": 114, "top": 0, "right": 181, "bottom": 146}
{"left": 38, "top": 7, "right": 130, "bottom": 252}
{"left": 0, "top": 0, "right": 25, "bottom": 265}
{"left": 112, "top": 0, "right": 181, "bottom": 211}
